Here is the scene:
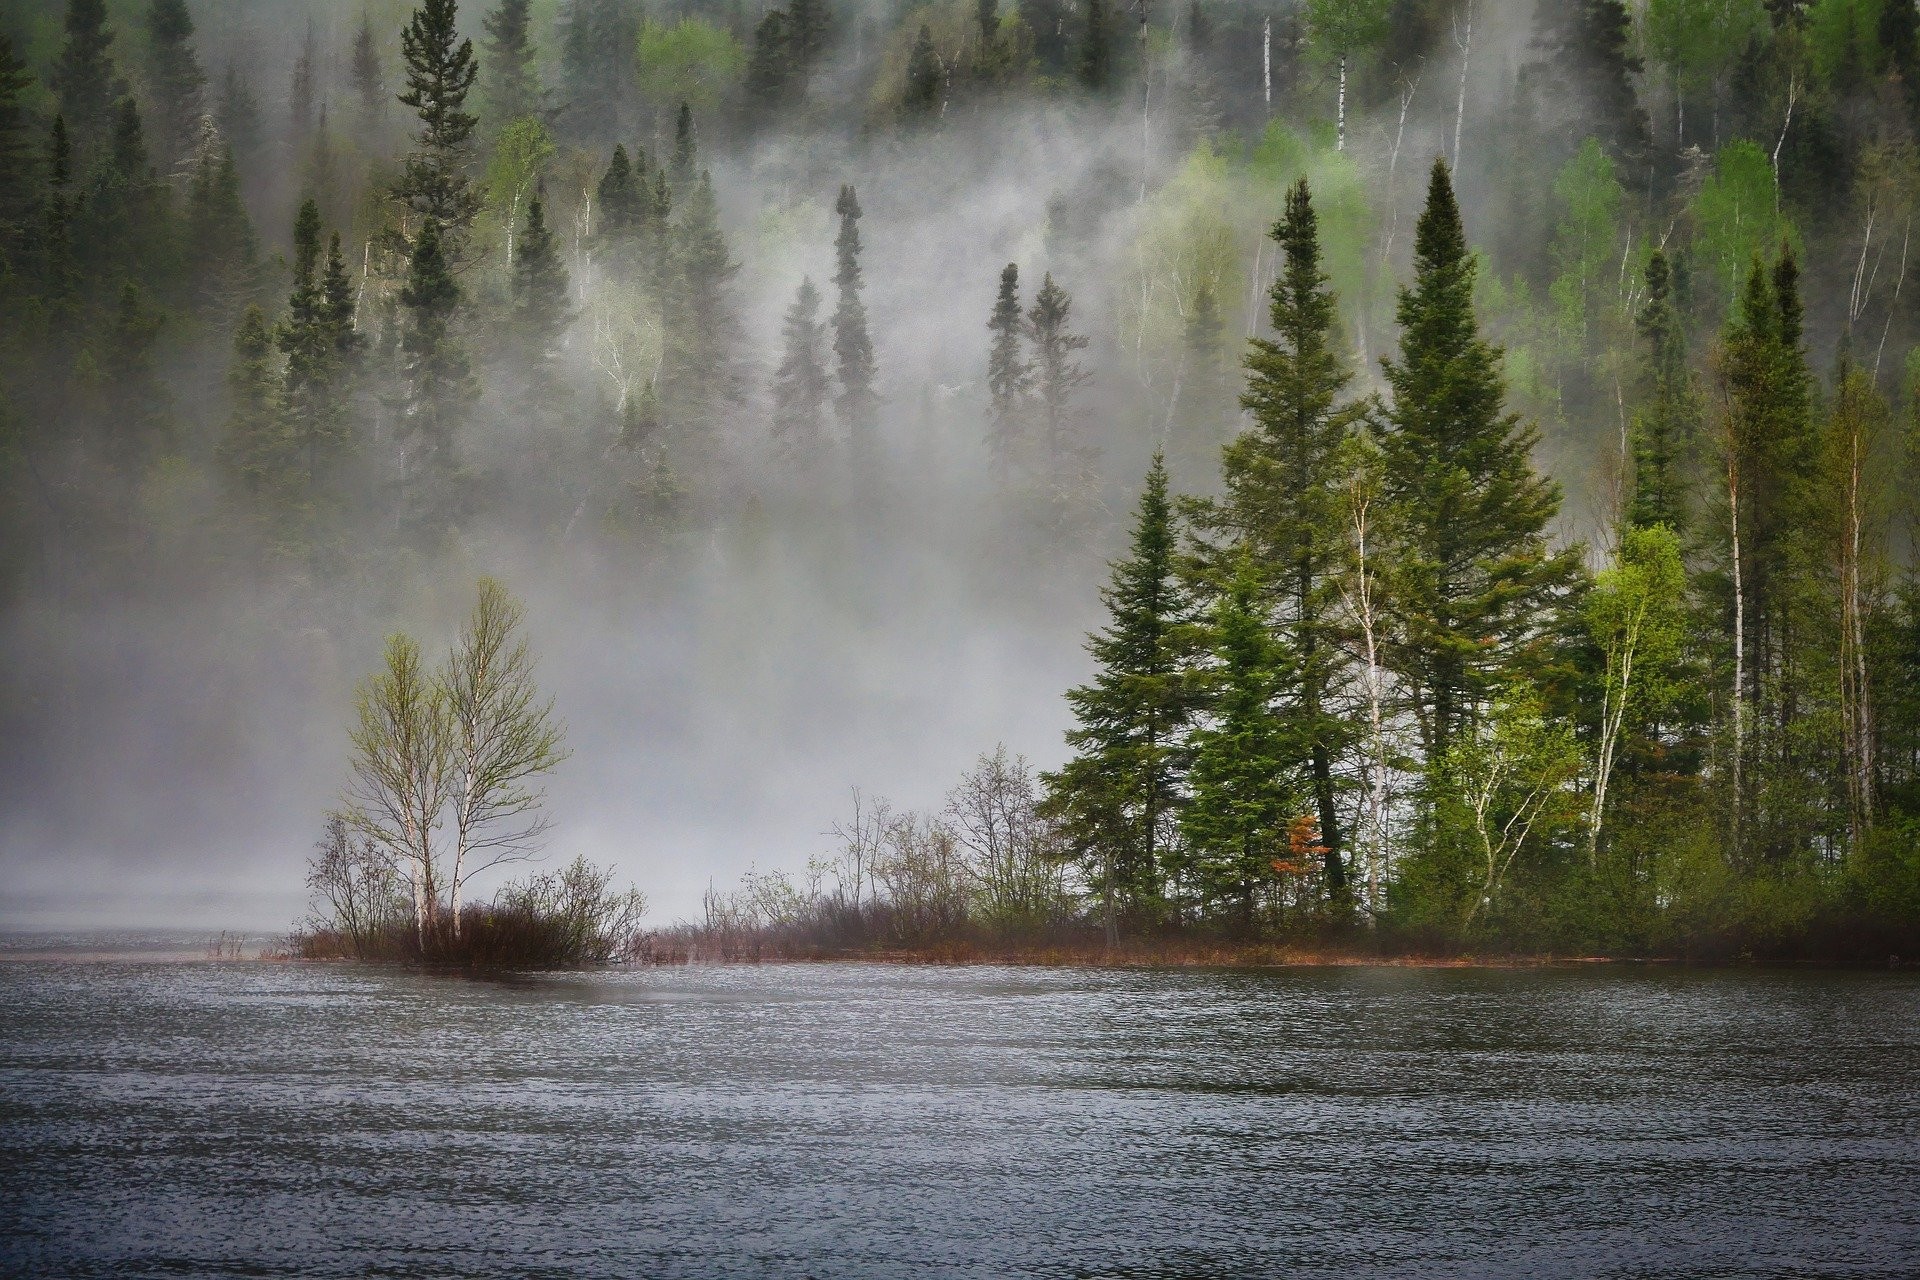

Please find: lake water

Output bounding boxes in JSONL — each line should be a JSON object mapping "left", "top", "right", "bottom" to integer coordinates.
{"left": 2, "top": 954, "right": 1917, "bottom": 1278}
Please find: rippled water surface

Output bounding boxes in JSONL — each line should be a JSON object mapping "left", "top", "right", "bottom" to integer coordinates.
{"left": 2, "top": 956, "right": 1918, "bottom": 1278}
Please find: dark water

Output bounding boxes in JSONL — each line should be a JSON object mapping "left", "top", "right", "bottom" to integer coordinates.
{"left": 2, "top": 958, "right": 1917, "bottom": 1278}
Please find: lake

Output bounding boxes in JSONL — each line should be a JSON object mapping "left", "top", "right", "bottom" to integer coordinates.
{"left": 2, "top": 953, "right": 1917, "bottom": 1277}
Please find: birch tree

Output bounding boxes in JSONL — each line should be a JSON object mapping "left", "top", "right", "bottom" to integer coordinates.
{"left": 346, "top": 634, "right": 452, "bottom": 948}
{"left": 1304, "top": 0, "right": 1391, "bottom": 152}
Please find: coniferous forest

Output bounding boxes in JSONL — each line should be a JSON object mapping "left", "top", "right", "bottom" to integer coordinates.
{"left": 6, "top": 0, "right": 1920, "bottom": 961}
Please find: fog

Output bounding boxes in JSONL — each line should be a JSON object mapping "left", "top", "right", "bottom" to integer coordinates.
{"left": 0, "top": 0, "right": 1563, "bottom": 931}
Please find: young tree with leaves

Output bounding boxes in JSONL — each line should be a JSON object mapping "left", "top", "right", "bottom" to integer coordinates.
{"left": 1304, "top": 0, "right": 1392, "bottom": 151}
{"left": 1041, "top": 454, "right": 1194, "bottom": 942}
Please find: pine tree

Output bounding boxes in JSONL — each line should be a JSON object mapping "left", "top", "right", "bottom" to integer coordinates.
{"left": 1628, "top": 250, "right": 1696, "bottom": 534}
{"left": 1180, "top": 555, "right": 1297, "bottom": 931}
{"left": 1380, "top": 161, "right": 1578, "bottom": 763}
{"left": 771, "top": 276, "right": 831, "bottom": 458}
{"left": 0, "top": 35, "right": 37, "bottom": 230}
{"left": 279, "top": 199, "right": 352, "bottom": 495}
{"left": 52, "top": 0, "right": 119, "bottom": 149}
{"left": 903, "top": 25, "right": 943, "bottom": 116}
{"left": 1041, "top": 453, "right": 1195, "bottom": 941}
{"left": 1027, "top": 272, "right": 1092, "bottom": 494}
{"left": 397, "top": 216, "right": 474, "bottom": 537}
{"left": 351, "top": 15, "right": 385, "bottom": 141}
{"left": 395, "top": 0, "right": 482, "bottom": 245}
{"left": 482, "top": 0, "right": 542, "bottom": 132}
{"left": 1191, "top": 179, "right": 1364, "bottom": 912}
{"left": 671, "top": 102, "right": 697, "bottom": 191}
{"left": 745, "top": 9, "right": 799, "bottom": 116}
{"left": 831, "top": 184, "right": 878, "bottom": 453}
{"left": 1078, "top": 0, "right": 1115, "bottom": 91}
{"left": 986, "top": 262, "right": 1030, "bottom": 479}
{"left": 143, "top": 0, "right": 206, "bottom": 173}
{"left": 596, "top": 144, "right": 644, "bottom": 244}
{"left": 511, "top": 194, "right": 573, "bottom": 384}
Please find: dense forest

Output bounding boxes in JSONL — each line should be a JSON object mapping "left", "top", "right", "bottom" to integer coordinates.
{"left": 4, "top": 0, "right": 1920, "bottom": 958}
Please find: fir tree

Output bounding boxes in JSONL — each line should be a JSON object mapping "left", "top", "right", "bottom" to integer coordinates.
{"left": 52, "top": 0, "right": 119, "bottom": 149}
{"left": 1191, "top": 178, "right": 1364, "bottom": 912}
{"left": 831, "top": 184, "right": 878, "bottom": 453}
{"left": 279, "top": 199, "right": 352, "bottom": 493}
{"left": 511, "top": 194, "right": 574, "bottom": 385}
{"left": 1380, "top": 161, "right": 1578, "bottom": 763}
{"left": 745, "top": 9, "right": 799, "bottom": 116}
{"left": 985, "top": 262, "right": 1031, "bottom": 480}
{"left": 0, "top": 35, "right": 37, "bottom": 230}
{"left": 1041, "top": 453, "right": 1195, "bottom": 941}
{"left": 1628, "top": 250, "right": 1696, "bottom": 534}
{"left": 771, "top": 276, "right": 831, "bottom": 458}
{"left": 1027, "top": 271, "right": 1092, "bottom": 494}
{"left": 218, "top": 304, "right": 293, "bottom": 526}
{"left": 182, "top": 125, "right": 258, "bottom": 320}
{"left": 397, "top": 216, "right": 474, "bottom": 537}
{"left": 903, "top": 25, "right": 943, "bottom": 117}
{"left": 596, "top": 144, "right": 643, "bottom": 241}
{"left": 143, "top": 0, "right": 205, "bottom": 173}
{"left": 395, "top": 0, "right": 482, "bottom": 245}
{"left": 1179, "top": 555, "right": 1297, "bottom": 931}
{"left": 481, "top": 0, "right": 542, "bottom": 132}
{"left": 1078, "top": 0, "right": 1115, "bottom": 91}
{"left": 671, "top": 102, "right": 697, "bottom": 191}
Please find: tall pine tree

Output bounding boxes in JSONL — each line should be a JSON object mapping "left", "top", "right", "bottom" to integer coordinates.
{"left": 395, "top": 0, "right": 482, "bottom": 246}
{"left": 986, "top": 262, "right": 1030, "bottom": 480}
{"left": 771, "top": 276, "right": 830, "bottom": 458}
{"left": 481, "top": 0, "right": 543, "bottom": 132}
{"left": 831, "top": 184, "right": 878, "bottom": 453}
{"left": 143, "top": 0, "right": 205, "bottom": 174}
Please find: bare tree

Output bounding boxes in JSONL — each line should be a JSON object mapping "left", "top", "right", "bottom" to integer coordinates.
{"left": 946, "top": 746, "right": 1065, "bottom": 930}
{"left": 441, "top": 578, "right": 569, "bottom": 937}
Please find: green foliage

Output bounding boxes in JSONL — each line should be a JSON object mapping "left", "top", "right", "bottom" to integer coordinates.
{"left": 1692, "top": 141, "right": 1792, "bottom": 311}
{"left": 637, "top": 17, "right": 746, "bottom": 117}
{"left": 395, "top": 0, "right": 483, "bottom": 240}
{"left": 1547, "top": 139, "right": 1624, "bottom": 348}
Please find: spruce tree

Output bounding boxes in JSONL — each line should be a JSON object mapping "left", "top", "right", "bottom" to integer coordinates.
{"left": 1525, "top": 0, "right": 1651, "bottom": 176}
{"left": 279, "top": 199, "right": 352, "bottom": 493}
{"left": 1191, "top": 178, "right": 1364, "bottom": 911}
{"left": 0, "top": 35, "right": 36, "bottom": 231}
{"left": 1380, "top": 161, "right": 1578, "bottom": 763}
{"left": 662, "top": 169, "right": 741, "bottom": 427}
{"left": 482, "top": 0, "right": 542, "bottom": 131}
{"left": 52, "top": 0, "right": 119, "bottom": 149}
{"left": 1628, "top": 250, "right": 1696, "bottom": 534}
{"left": 559, "top": 0, "right": 640, "bottom": 142}
{"left": 986, "top": 262, "right": 1030, "bottom": 479}
{"left": 671, "top": 102, "right": 697, "bottom": 191}
{"left": 1179, "top": 555, "right": 1297, "bottom": 931}
{"left": 217, "top": 64, "right": 264, "bottom": 188}
{"left": 596, "top": 144, "right": 643, "bottom": 241}
{"left": 771, "top": 276, "right": 831, "bottom": 458}
{"left": 1027, "top": 272, "right": 1092, "bottom": 494}
{"left": 143, "top": 0, "right": 205, "bottom": 173}
{"left": 1169, "top": 278, "right": 1230, "bottom": 482}
{"left": 745, "top": 9, "right": 799, "bottom": 116}
{"left": 182, "top": 126, "right": 258, "bottom": 320}
{"left": 903, "top": 25, "right": 942, "bottom": 116}
{"left": 511, "top": 194, "right": 573, "bottom": 385}
{"left": 1041, "top": 454, "right": 1195, "bottom": 941}
{"left": 831, "top": 184, "right": 879, "bottom": 452}
{"left": 395, "top": 0, "right": 482, "bottom": 246}
{"left": 397, "top": 216, "right": 474, "bottom": 536}
{"left": 351, "top": 15, "right": 385, "bottom": 141}
{"left": 1078, "top": 0, "right": 1115, "bottom": 91}
{"left": 219, "top": 304, "right": 293, "bottom": 528}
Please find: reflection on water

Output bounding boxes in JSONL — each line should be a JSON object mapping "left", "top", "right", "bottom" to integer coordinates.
{"left": 2, "top": 958, "right": 1917, "bottom": 1278}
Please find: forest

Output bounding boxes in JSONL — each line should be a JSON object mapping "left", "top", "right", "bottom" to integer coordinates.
{"left": 3, "top": 0, "right": 1920, "bottom": 961}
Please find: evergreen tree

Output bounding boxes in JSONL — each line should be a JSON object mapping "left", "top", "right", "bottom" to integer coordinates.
{"left": 1525, "top": 0, "right": 1652, "bottom": 176}
{"left": 1180, "top": 555, "right": 1297, "bottom": 931}
{"left": 559, "top": 0, "right": 641, "bottom": 141}
{"left": 903, "top": 24, "right": 942, "bottom": 116}
{"left": 1078, "top": 0, "right": 1115, "bottom": 91}
{"left": 745, "top": 9, "right": 799, "bottom": 116}
{"left": 1041, "top": 454, "right": 1195, "bottom": 941}
{"left": 288, "top": 22, "right": 318, "bottom": 154}
{"left": 395, "top": 0, "right": 483, "bottom": 246}
{"left": 1628, "top": 250, "right": 1696, "bottom": 534}
{"left": 986, "top": 262, "right": 1030, "bottom": 480}
{"left": 143, "top": 0, "right": 205, "bottom": 173}
{"left": 1380, "top": 161, "right": 1578, "bottom": 763}
{"left": 789, "top": 0, "right": 833, "bottom": 73}
{"left": 182, "top": 124, "right": 258, "bottom": 320}
{"left": 397, "top": 216, "right": 474, "bottom": 537}
{"left": 0, "top": 35, "right": 37, "bottom": 231}
{"left": 279, "top": 199, "right": 352, "bottom": 495}
{"left": 84, "top": 97, "right": 167, "bottom": 290}
{"left": 39, "top": 118, "right": 81, "bottom": 336}
{"left": 771, "top": 276, "right": 831, "bottom": 458}
{"left": 662, "top": 169, "right": 741, "bottom": 427}
{"left": 671, "top": 102, "right": 697, "bottom": 191}
{"left": 1027, "top": 272, "right": 1092, "bottom": 494}
{"left": 351, "top": 15, "right": 385, "bottom": 141}
{"left": 481, "top": 0, "right": 542, "bottom": 132}
{"left": 218, "top": 303, "right": 294, "bottom": 530}
{"left": 1191, "top": 179, "right": 1364, "bottom": 912}
{"left": 596, "top": 144, "right": 643, "bottom": 241}
{"left": 217, "top": 64, "right": 264, "bottom": 190}
{"left": 831, "top": 184, "right": 878, "bottom": 452}
{"left": 51, "top": 0, "right": 120, "bottom": 149}
{"left": 99, "top": 282, "right": 168, "bottom": 467}
{"left": 510, "top": 194, "right": 573, "bottom": 385}
{"left": 1169, "top": 279, "right": 1230, "bottom": 482}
